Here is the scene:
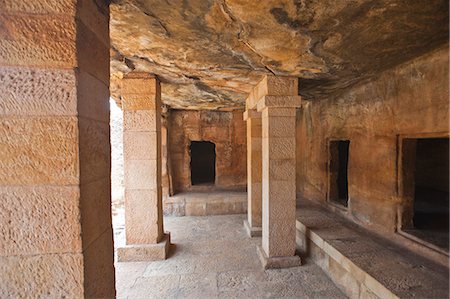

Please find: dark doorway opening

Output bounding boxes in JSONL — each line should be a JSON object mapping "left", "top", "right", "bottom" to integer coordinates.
{"left": 190, "top": 141, "right": 216, "bottom": 186}
{"left": 405, "top": 138, "right": 449, "bottom": 250}
{"left": 329, "top": 140, "right": 350, "bottom": 207}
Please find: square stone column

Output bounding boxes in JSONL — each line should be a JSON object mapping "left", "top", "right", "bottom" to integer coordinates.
{"left": 0, "top": 1, "right": 114, "bottom": 297}
{"left": 243, "top": 109, "right": 263, "bottom": 237}
{"left": 117, "top": 73, "right": 171, "bottom": 261}
{"left": 247, "top": 75, "right": 302, "bottom": 269}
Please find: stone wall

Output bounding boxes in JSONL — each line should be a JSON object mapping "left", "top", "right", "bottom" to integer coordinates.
{"left": 168, "top": 109, "right": 247, "bottom": 193}
{"left": 296, "top": 45, "right": 449, "bottom": 234}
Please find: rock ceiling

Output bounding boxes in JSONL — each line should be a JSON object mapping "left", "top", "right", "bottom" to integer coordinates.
{"left": 110, "top": 0, "right": 448, "bottom": 110}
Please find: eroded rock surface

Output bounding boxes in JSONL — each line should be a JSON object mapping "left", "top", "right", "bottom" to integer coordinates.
{"left": 111, "top": 0, "right": 448, "bottom": 109}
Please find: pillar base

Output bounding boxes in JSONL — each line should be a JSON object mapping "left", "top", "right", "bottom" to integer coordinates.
{"left": 257, "top": 245, "right": 301, "bottom": 269}
{"left": 243, "top": 220, "right": 262, "bottom": 237}
{"left": 117, "top": 233, "right": 171, "bottom": 262}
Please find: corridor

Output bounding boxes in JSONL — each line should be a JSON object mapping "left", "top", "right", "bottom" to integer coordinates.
{"left": 115, "top": 215, "right": 346, "bottom": 299}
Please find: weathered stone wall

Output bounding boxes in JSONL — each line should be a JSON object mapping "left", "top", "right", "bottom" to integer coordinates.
{"left": 168, "top": 110, "right": 247, "bottom": 193}
{"left": 296, "top": 45, "right": 449, "bottom": 234}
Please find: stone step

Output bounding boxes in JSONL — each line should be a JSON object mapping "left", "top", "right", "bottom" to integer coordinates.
{"left": 164, "top": 191, "right": 247, "bottom": 216}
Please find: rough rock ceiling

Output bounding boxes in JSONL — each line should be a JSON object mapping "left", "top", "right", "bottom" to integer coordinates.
{"left": 110, "top": 0, "right": 448, "bottom": 110}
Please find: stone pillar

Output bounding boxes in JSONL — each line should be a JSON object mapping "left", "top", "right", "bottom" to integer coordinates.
{"left": 117, "top": 73, "right": 171, "bottom": 261}
{"left": 243, "top": 109, "right": 263, "bottom": 237}
{"left": 246, "top": 75, "right": 302, "bottom": 269}
{"left": 0, "top": 1, "right": 114, "bottom": 297}
{"left": 161, "top": 106, "right": 171, "bottom": 199}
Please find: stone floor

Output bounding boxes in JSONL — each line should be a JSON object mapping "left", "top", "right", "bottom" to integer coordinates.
{"left": 115, "top": 214, "right": 347, "bottom": 299}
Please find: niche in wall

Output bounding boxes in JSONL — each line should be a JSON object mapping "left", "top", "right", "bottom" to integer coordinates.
{"left": 401, "top": 137, "right": 449, "bottom": 251}
{"left": 190, "top": 141, "right": 216, "bottom": 186}
{"left": 329, "top": 140, "right": 350, "bottom": 207}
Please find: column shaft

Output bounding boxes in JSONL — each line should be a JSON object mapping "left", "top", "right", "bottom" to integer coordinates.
{"left": 261, "top": 108, "right": 297, "bottom": 257}
{"left": 244, "top": 109, "right": 263, "bottom": 237}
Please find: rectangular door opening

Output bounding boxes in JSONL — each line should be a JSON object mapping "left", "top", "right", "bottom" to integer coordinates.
{"left": 403, "top": 137, "right": 449, "bottom": 250}
{"left": 329, "top": 140, "right": 350, "bottom": 207}
{"left": 190, "top": 141, "right": 216, "bottom": 186}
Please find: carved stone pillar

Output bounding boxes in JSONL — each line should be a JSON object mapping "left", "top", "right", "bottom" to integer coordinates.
{"left": 246, "top": 75, "right": 302, "bottom": 269}
{"left": 243, "top": 109, "right": 263, "bottom": 237}
{"left": 117, "top": 73, "right": 171, "bottom": 261}
{"left": 0, "top": 1, "right": 114, "bottom": 297}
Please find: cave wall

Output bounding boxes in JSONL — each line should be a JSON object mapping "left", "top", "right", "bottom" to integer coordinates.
{"left": 296, "top": 45, "right": 449, "bottom": 234}
{"left": 168, "top": 109, "right": 247, "bottom": 193}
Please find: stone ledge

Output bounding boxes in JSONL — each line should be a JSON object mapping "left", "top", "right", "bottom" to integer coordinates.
{"left": 163, "top": 191, "right": 247, "bottom": 216}
{"left": 296, "top": 200, "right": 449, "bottom": 299}
{"left": 256, "top": 245, "right": 302, "bottom": 270}
{"left": 296, "top": 220, "right": 393, "bottom": 299}
{"left": 243, "top": 219, "right": 262, "bottom": 238}
{"left": 117, "top": 233, "right": 171, "bottom": 262}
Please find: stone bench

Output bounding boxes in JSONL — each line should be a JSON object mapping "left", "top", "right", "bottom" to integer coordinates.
{"left": 296, "top": 200, "right": 449, "bottom": 299}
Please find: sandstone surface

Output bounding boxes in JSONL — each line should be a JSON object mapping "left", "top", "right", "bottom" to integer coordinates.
{"left": 110, "top": 0, "right": 448, "bottom": 109}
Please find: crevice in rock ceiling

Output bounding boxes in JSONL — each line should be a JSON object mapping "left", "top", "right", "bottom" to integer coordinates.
{"left": 220, "top": 0, "right": 276, "bottom": 75}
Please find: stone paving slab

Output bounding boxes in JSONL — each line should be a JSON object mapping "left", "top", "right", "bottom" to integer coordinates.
{"left": 115, "top": 214, "right": 346, "bottom": 299}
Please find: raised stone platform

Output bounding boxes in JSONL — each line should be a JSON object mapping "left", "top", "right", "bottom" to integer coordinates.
{"left": 163, "top": 191, "right": 246, "bottom": 216}
{"left": 296, "top": 200, "right": 449, "bottom": 299}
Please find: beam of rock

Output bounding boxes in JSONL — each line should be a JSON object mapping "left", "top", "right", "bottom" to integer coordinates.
{"left": 110, "top": 0, "right": 448, "bottom": 110}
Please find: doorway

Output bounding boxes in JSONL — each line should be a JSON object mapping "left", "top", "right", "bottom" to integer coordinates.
{"left": 329, "top": 140, "right": 350, "bottom": 207}
{"left": 190, "top": 141, "right": 216, "bottom": 186}
{"left": 402, "top": 137, "right": 449, "bottom": 251}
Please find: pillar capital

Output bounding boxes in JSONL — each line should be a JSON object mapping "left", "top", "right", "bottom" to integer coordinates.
{"left": 124, "top": 72, "right": 156, "bottom": 79}
{"left": 243, "top": 109, "right": 262, "bottom": 121}
{"left": 246, "top": 75, "right": 299, "bottom": 110}
{"left": 121, "top": 72, "right": 161, "bottom": 111}
{"left": 122, "top": 72, "right": 159, "bottom": 94}
{"left": 256, "top": 95, "right": 302, "bottom": 112}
